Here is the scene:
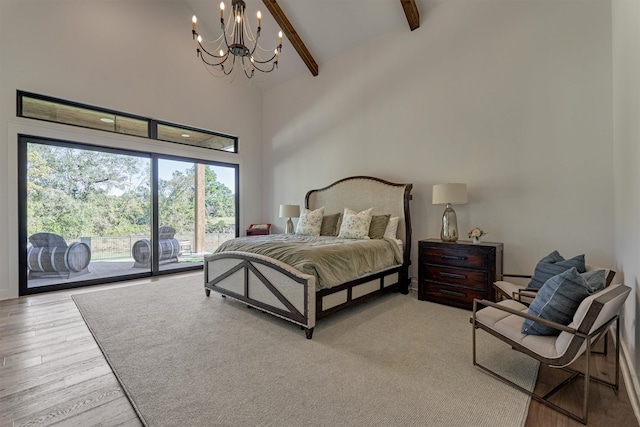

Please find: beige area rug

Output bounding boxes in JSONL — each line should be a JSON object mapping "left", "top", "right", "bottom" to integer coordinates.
{"left": 72, "top": 275, "right": 539, "bottom": 427}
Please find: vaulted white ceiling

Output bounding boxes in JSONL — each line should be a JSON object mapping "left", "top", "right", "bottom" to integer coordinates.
{"left": 185, "top": 0, "right": 433, "bottom": 90}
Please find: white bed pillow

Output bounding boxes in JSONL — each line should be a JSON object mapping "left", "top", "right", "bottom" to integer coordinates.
{"left": 337, "top": 207, "right": 373, "bottom": 239}
{"left": 384, "top": 216, "right": 400, "bottom": 239}
{"left": 295, "top": 207, "right": 324, "bottom": 236}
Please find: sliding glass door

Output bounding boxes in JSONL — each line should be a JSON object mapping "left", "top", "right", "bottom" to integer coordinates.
{"left": 156, "top": 158, "right": 237, "bottom": 272}
{"left": 18, "top": 136, "right": 238, "bottom": 295}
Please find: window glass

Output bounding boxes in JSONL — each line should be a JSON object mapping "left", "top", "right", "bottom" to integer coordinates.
{"left": 157, "top": 123, "right": 236, "bottom": 153}
{"left": 21, "top": 95, "right": 148, "bottom": 138}
{"left": 18, "top": 91, "right": 237, "bottom": 153}
{"left": 19, "top": 136, "right": 239, "bottom": 295}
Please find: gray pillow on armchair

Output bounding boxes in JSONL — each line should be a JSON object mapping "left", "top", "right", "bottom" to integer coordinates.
{"left": 528, "top": 250, "right": 586, "bottom": 289}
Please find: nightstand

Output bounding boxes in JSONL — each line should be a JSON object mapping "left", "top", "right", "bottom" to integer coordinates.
{"left": 418, "top": 239, "right": 503, "bottom": 310}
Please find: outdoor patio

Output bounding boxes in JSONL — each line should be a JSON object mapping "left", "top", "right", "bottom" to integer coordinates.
{"left": 27, "top": 254, "right": 208, "bottom": 288}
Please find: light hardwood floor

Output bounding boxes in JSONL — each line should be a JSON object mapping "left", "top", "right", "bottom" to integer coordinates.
{"left": 1, "top": 276, "right": 638, "bottom": 426}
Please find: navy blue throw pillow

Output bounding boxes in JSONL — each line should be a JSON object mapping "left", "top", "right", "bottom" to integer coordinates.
{"left": 528, "top": 250, "right": 586, "bottom": 289}
{"left": 522, "top": 268, "right": 606, "bottom": 336}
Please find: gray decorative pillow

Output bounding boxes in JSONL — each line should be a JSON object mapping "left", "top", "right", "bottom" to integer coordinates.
{"left": 368, "top": 214, "right": 391, "bottom": 239}
{"left": 320, "top": 213, "right": 342, "bottom": 236}
{"left": 581, "top": 269, "right": 607, "bottom": 292}
{"left": 337, "top": 207, "right": 373, "bottom": 239}
{"left": 522, "top": 268, "right": 606, "bottom": 336}
{"left": 528, "top": 251, "right": 586, "bottom": 289}
{"left": 295, "top": 207, "right": 324, "bottom": 236}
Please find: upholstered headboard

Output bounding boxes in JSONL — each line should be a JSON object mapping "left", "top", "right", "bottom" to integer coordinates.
{"left": 305, "top": 176, "right": 413, "bottom": 267}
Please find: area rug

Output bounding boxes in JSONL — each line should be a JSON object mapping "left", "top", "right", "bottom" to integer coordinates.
{"left": 72, "top": 275, "right": 539, "bottom": 427}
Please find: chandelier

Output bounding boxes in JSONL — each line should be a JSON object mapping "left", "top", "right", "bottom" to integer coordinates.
{"left": 192, "top": 0, "right": 283, "bottom": 79}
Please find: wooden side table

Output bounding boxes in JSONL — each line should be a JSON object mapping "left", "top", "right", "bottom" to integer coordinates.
{"left": 418, "top": 239, "right": 503, "bottom": 310}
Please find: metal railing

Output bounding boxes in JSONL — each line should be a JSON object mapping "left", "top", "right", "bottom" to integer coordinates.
{"left": 63, "top": 231, "right": 236, "bottom": 261}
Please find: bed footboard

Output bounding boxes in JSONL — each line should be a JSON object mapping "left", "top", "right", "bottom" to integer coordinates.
{"left": 204, "top": 251, "right": 317, "bottom": 339}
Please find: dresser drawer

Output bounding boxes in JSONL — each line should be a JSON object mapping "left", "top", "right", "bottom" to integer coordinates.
{"left": 421, "top": 245, "right": 487, "bottom": 269}
{"left": 423, "top": 265, "right": 487, "bottom": 290}
{"left": 418, "top": 239, "right": 503, "bottom": 309}
{"left": 421, "top": 282, "right": 487, "bottom": 310}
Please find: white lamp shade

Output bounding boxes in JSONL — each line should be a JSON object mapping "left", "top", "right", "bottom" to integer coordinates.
{"left": 279, "top": 204, "right": 300, "bottom": 218}
{"left": 432, "top": 183, "right": 468, "bottom": 205}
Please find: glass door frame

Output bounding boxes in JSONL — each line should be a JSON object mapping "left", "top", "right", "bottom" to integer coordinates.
{"left": 18, "top": 134, "right": 239, "bottom": 296}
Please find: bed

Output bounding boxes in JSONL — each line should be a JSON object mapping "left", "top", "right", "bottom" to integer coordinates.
{"left": 204, "top": 176, "right": 413, "bottom": 339}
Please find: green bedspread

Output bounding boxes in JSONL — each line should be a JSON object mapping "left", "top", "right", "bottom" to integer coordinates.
{"left": 215, "top": 235, "right": 403, "bottom": 290}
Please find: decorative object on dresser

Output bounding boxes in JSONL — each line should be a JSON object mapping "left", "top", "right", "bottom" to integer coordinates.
{"left": 467, "top": 227, "right": 486, "bottom": 244}
{"left": 432, "top": 183, "right": 467, "bottom": 242}
{"left": 418, "top": 239, "right": 503, "bottom": 310}
{"left": 279, "top": 204, "right": 300, "bottom": 234}
{"left": 246, "top": 223, "right": 271, "bottom": 237}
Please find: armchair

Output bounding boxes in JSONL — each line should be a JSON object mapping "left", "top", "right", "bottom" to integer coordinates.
{"left": 472, "top": 284, "right": 631, "bottom": 424}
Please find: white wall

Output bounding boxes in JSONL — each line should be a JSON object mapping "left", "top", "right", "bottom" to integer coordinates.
{"left": 263, "top": 0, "right": 614, "bottom": 273}
{"left": 0, "top": 0, "right": 264, "bottom": 299}
{"left": 613, "top": 0, "right": 640, "bottom": 405}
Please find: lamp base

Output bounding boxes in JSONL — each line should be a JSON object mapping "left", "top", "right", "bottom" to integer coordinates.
{"left": 440, "top": 203, "right": 459, "bottom": 242}
{"left": 285, "top": 218, "right": 294, "bottom": 234}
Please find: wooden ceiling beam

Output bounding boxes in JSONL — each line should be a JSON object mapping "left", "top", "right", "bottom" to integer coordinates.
{"left": 400, "top": 0, "right": 420, "bottom": 31}
{"left": 263, "top": 0, "right": 319, "bottom": 76}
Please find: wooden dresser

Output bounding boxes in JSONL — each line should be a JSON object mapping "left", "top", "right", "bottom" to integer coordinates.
{"left": 418, "top": 239, "right": 503, "bottom": 310}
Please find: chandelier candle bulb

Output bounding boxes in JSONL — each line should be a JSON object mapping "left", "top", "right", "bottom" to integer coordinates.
{"left": 192, "top": 15, "right": 197, "bottom": 32}
{"left": 193, "top": 0, "right": 282, "bottom": 79}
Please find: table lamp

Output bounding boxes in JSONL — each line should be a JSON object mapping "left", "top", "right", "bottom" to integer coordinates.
{"left": 279, "top": 204, "right": 300, "bottom": 234}
{"left": 432, "top": 183, "right": 468, "bottom": 242}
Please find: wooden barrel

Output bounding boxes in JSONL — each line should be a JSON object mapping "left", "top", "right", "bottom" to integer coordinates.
{"left": 159, "top": 238, "right": 180, "bottom": 261}
{"left": 27, "top": 246, "right": 54, "bottom": 272}
{"left": 132, "top": 238, "right": 180, "bottom": 264}
{"left": 27, "top": 242, "right": 91, "bottom": 273}
{"left": 65, "top": 242, "right": 91, "bottom": 271}
{"left": 132, "top": 239, "right": 151, "bottom": 264}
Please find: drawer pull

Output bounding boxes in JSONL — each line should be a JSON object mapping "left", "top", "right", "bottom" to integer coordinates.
{"left": 440, "top": 289, "right": 466, "bottom": 297}
{"left": 439, "top": 272, "right": 466, "bottom": 279}
{"left": 440, "top": 255, "right": 467, "bottom": 261}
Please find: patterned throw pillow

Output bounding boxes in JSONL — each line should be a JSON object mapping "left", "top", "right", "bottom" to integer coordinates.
{"left": 320, "top": 213, "right": 342, "bottom": 236}
{"left": 295, "top": 207, "right": 324, "bottom": 236}
{"left": 368, "top": 214, "right": 391, "bottom": 239}
{"left": 337, "top": 208, "right": 374, "bottom": 239}
{"left": 521, "top": 268, "right": 606, "bottom": 336}
{"left": 528, "top": 250, "right": 586, "bottom": 289}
